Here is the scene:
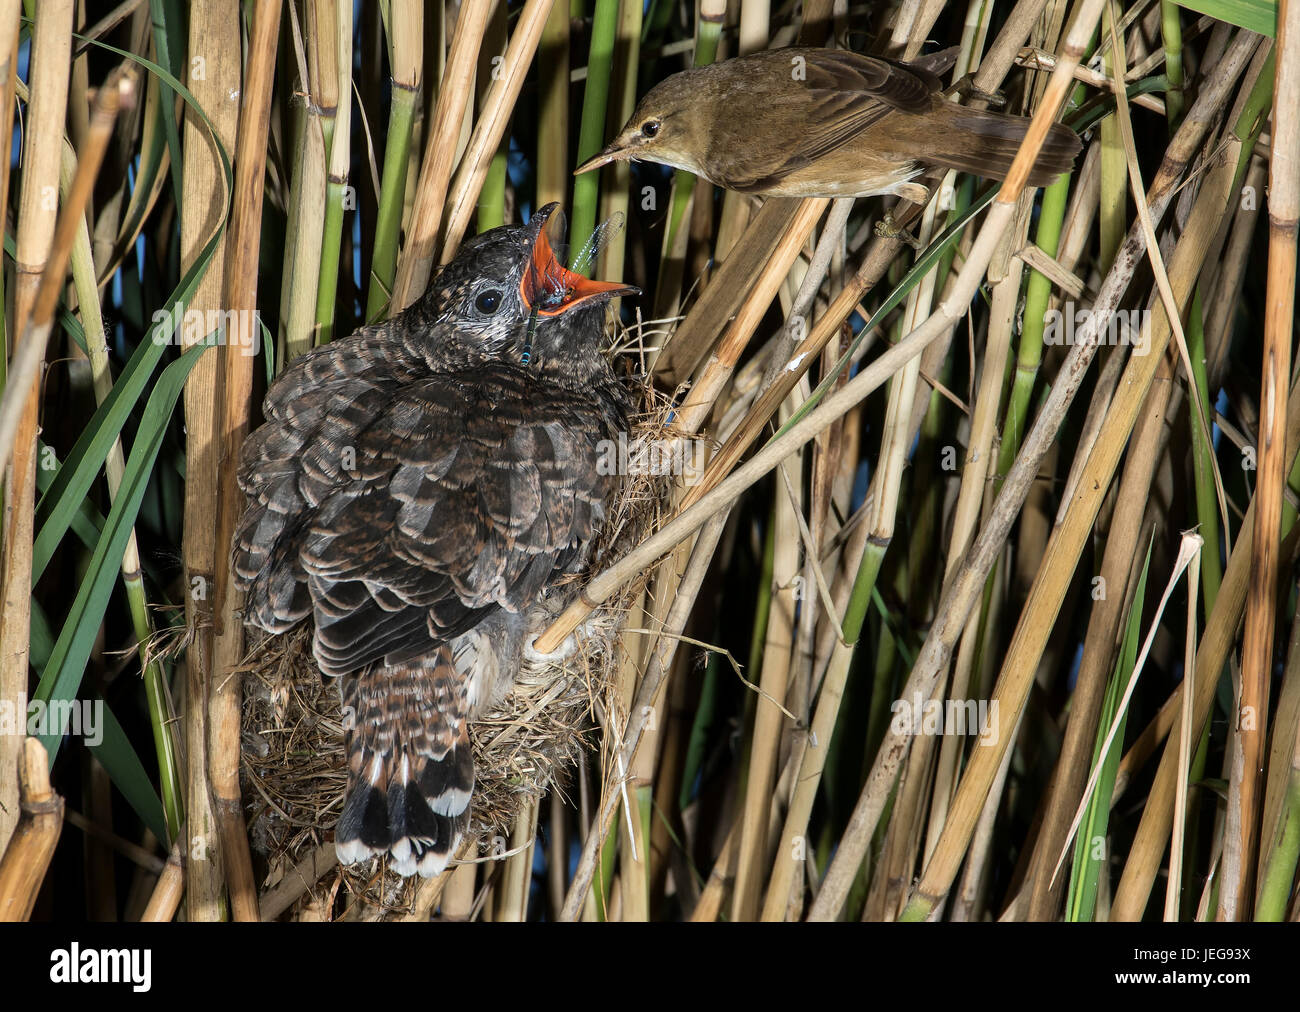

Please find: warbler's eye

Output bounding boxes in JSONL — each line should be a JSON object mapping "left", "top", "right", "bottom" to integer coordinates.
{"left": 475, "top": 289, "right": 503, "bottom": 314}
{"left": 641, "top": 119, "right": 660, "bottom": 138}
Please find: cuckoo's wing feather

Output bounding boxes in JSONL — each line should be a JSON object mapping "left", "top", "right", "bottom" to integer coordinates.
{"left": 233, "top": 331, "right": 626, "bottom": 677}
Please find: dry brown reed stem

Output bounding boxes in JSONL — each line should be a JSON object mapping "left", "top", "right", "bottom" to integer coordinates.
{"left": 536, "top": 1, "right": 569, "bottom": 209}
{"left": 440, "top": 0, "right": 556, "bottom": 261}
{"left": 676, "top": 199, "right": 831, "bottom": 430}
{"left": 650, "top": 198, "right": 804, "bottom": 382}
{"left": 904, "top": 37, "right": 1262, "bottom": 923}
{"left": 1260, "top": 597, "right": 1300, "bottom": 890}
{"left": 0, "top": 4, "right": 19, "bottom": 294}
{"left": 325, "top": 0, "right": 351, "bottom": 191}
{"left": 1021, "top": 27, "right": 1263, "bottom": 922}
{"left": 0, "top": 0, "right": 71, "bottom": 851}
{"left": 64, "top": 808, "right": 165, "bottom": 874}
{"left": 0, "top": 65, "right": 131, "bottom": 472}
{"left": 74, "top": 0, "right": 147, "bottom": 55}
{"left": 390, "top": 0, "right": 491, "bottom": 310}
{"left": 531, "top": 198, "right": 828, "bottom": 657}
{"left": 760, "top": 503, "right": 874, "bottom": 919}
{"left": 634, "top": 200, "right": 853, "bottom": 920}
{"left": 677, "top": 0, "right": 1069, "bottom": 518}
{"left": 180, "top": 0, "right": 240, "bottom": 922}
{"left": 139, "top": 840, "right": 185, "bottom": 922}
{"left": 1223, "top": 3, "right": 1300, "bottom": 921}
{"left": 211, "top": 0, "right": 284, "bottom": 924}
{"left": 804, "top": 0, "right": 1109, "bottom": 921}
{"left": 0, "top": 740, "right": 64, "bottom": 920}
{"left": 553, "top": 9, "right": 1090, "bottom": 920}
{"left": 258, "top": 844, "right": 338, "bottom": 921}
{"left": 677, "top": 232, "right": 904, "bottom": 513}
{"left": 559, "top": 514, "right": 727, "bottom": 920}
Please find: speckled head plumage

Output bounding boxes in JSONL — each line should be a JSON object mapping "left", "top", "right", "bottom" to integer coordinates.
{"left": 407, "top": 202, "right": 638, "bottom": 377}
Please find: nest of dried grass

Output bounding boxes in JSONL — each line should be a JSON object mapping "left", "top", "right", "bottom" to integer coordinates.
{"left": 239, "top": 350, "right": 687, "bottom": 917}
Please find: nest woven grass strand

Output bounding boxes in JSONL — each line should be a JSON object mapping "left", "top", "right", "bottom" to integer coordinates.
{"left": 239, "top": 360, "right": 680, "bottom": 918}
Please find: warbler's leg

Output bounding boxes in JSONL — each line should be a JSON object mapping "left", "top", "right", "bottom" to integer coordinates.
{"left": 943, "top": 74, "right": 1006, "bottom": 106}
{"left": 875, "top": 183, "right": 928, "bottom": 249}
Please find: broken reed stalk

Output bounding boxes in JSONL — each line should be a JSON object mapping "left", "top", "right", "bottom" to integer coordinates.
{"left": 0, "top": 0, "right": 73, "bottom": 851}
{"left": 211, "top": 0, "right": 285, "bottom": 923}
{"left": 390, "top": 0, "right": 491, "bottom": 310}
{"left": 139, "top": 840, "right": 185, "bottom": 922}
{"left": 0, "top": 0, "right": 19, "bottom": 374}
{"left": 0, "top": 67, "right": 132, "bottom": 474}
{"left": 180, "top": 0, "right": 240, "bottom": 922}
{"left": 0, "top": 739, "right": 64, "bottom": 921}
{"left": 1223, "top": 0, "right": 1300, "bottom": 920}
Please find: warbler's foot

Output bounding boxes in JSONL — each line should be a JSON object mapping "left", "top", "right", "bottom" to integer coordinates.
{"left": 943, "top": 74, "right": 1007, "bottom": 106}
{"left": 875, "top": 212, "right": 923, "bottom": 249}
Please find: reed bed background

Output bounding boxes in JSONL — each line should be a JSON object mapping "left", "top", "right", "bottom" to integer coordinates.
{"left": 2, "top": 0, "right": 1298, "bottom": 923}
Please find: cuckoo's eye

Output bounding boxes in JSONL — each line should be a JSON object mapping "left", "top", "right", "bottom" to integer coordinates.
{"left": 641, "top": 119, "right": 660, "bottom": 138}
{"left": 475, "top": 289, "right": 504, "bottom": 314}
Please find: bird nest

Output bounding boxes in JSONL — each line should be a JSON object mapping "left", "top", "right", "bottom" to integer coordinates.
{"left": 239, "top": 353, "right": 689, "bottom": 918}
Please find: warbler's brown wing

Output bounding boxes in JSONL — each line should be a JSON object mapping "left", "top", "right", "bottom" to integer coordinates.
{"left": 233, "top": 329, "right": 625, "bottom": 677}
{"left": 721, "top": 48, "right": 946, "bottom": 191}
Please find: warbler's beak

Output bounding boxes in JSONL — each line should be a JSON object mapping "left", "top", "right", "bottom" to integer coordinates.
{"left": 522, "top": 202, "right": 640, "bottom": 314}
{"left": 573, "top": 140, "right": 632, "bottom": 176}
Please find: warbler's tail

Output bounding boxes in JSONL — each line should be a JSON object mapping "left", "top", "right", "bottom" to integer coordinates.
{"left": 927, "top": 104, "right": 1082, "bottom": 188}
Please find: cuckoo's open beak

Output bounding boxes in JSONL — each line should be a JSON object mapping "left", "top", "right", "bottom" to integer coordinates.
{"left": 522, "top": 202, "right": 639, "bottom": 314}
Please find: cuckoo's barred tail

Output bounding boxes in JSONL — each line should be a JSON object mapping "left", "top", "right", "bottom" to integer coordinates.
{"left": 928, "top": 106, "right": 1082, "bottom": 188}
{"left": 335, "top": 651, "right": 474, "bottom": 878}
